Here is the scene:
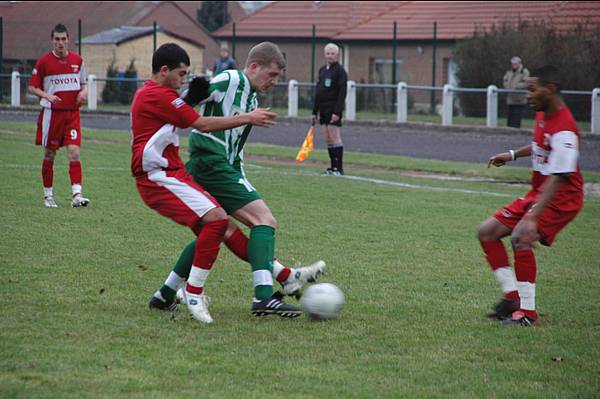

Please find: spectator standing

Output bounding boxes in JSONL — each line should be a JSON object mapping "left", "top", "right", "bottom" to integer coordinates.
{"left": 503, "top": 56, "right": 530, "bottom": 128}
{"left": 213, "top": 46, "right": 237, "bottom": 75}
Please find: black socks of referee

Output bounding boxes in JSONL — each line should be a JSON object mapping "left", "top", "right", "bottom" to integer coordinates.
{"left": 327, "top": 144, "right": 344, "bottom": 174}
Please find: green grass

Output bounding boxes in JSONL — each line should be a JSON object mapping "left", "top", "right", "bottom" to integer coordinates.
{"left": 1, "top": 122, "right": 599, "bottom": 398}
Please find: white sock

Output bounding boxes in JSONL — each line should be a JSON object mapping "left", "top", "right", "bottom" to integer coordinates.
{"left": 72, "top": 184, "right": 82, "bottom": 196}
{"left": 253, "top": 269, "right": 273, "bottom": 287}
{"left": 516, "top": 282, "right": 536, "bottom": 310}
{"left": 188, "top": 266, "right": 210, "bottom": 290}
{"left": 44, "top": 187, "right": 53, "bottom": 198}
{"left": 494, "top": 267, "right": 518, "bottom": 294}
{"left": 164, "top": 271, "right": 184, "bottom": 291}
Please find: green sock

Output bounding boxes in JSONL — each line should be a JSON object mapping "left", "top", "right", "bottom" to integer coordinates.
{"left": 158, "top": 239, "right": 196, "bottom": 303}
{"left": 248, "top": 225, "right": 275, "bottom": 300}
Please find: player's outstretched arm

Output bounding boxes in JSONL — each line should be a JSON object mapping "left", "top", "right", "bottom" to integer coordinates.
{"left": 487, "top": 144, "right": 532, "bottom": 168}
{"left": 191, "top": 108, "right": 276, "bottom": 132}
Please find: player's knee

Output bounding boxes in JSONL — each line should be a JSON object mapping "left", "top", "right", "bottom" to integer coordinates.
{"left": 510, "top": 233, "right": 531, "bottom": 251}
{"left": 44, "top": 149, "right": 56, "bottom": 161}
{"left": 477, "top": 222, "right": 491, "bottom": 242}
{"left": 202, "top": 207, "right": 228, "bottom": 223}
{"left": 67, "top": 148, "right": 80, "bottom": 161}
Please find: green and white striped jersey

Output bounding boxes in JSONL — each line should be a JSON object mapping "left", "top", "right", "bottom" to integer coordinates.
{"left": 188, "top": 70, "right": 258, "bottom": 165}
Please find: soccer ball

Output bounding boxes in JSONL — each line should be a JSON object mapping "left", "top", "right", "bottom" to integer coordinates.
{"left": 300, "top": 283, "right": 345, "bottom": 320}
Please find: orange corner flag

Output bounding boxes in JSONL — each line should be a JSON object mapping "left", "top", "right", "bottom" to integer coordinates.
{"left": 295, "top": 126, "right": 314, "bottom": 163}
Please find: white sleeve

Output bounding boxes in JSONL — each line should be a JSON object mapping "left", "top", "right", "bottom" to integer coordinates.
{"left": 80, "top": 61, "right": 87, "bottom": 85}
{"left": 546, "top": 131, "right": 579, "bottom": 174}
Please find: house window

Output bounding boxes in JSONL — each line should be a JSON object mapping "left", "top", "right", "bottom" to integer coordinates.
{"left": 372, "top": 59, "right": 402, "bottom": 84}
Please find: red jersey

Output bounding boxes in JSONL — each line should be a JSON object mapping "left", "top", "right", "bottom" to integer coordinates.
{"left": 130, "top": 80, "right": 199, "bottom": 177}
{"left": 530, "top": 105, "right": 583, "bottom": 211}
{"left": 30, "top": 51, "right": 86, "bottom": 110}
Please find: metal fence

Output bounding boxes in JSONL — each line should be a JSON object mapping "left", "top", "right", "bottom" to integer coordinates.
{"left": 3, "top": 72, "right": 600, "bottom": 134}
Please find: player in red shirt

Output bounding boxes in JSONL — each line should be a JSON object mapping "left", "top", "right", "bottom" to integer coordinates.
{"left": 28, "top": 24, "right": 89, "bottom": 208}
{"left": 131, "top": 43, "right": 290, "bottom": 323}
{"left": 478, "top": 65, "right": 584, "bottom": 326}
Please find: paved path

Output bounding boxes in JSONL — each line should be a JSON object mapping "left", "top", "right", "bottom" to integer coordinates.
{"left": 2, "top": 109, "right": 599, "bottom": 171}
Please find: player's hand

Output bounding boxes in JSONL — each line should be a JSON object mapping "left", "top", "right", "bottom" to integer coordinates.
{"left": 182, "top": 76, "right": 210, "bottom": 106}
{"left": 247, "top": 108, "right": 277, "bottom": 127}
{"left": 487, "top": 152, "right": 511, "bottom": 168}
{"left": 330, "top": 114, "right": 340, "bottom": 123}
{"left": 76, "top": 91, "right": 87, "bottom": 106}
{"left": 46, "top": 94, "right": 62, "bottom": 104}
{"left": 311, "top": 114, "right": 318, "bottom": 124}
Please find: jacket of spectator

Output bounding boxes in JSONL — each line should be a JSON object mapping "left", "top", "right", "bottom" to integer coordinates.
{"left": 503, "top": 65, "right": 530, "bottom": 105}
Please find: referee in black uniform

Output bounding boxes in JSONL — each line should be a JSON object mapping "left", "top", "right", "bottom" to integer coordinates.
{"left": 312, "top": 43, "right": 348, "bottom": 176}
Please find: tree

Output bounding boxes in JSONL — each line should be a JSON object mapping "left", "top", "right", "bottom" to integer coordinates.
{"left": 197, "top": 1, "right": 230, "bottom": 32}
{"left": 119, "top": 59, "right": 138, "bottom": 105}
{"left": 101, "top": 60, "right": 120, "bottom": 104}
{"left": 453, "top": 20, "right": 600, "bottom": 120}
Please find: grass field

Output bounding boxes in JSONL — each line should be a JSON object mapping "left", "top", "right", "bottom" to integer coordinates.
{"left": 1, "top": 122, "right": 599, "bottom": 398}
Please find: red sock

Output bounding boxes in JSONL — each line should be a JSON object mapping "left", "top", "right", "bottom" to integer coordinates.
{"left": 480, "top": 240, "right": 509, "bottom": 270}
{"left": 69, "top": 161, "right": 82, "bottom": 186}
{"left": 193, "top": 219, "right": 228, "bottom": 270}
{"left": 514, "top": 249, "right": 536, "bottom": 284}
{"left": 276, "top": 263, "right": 291, "bottom": 283}
{"left": 225, "top": 227, "right": 249, "bottom": 262}
{"left": 42, "top": 159, "right": 54, "bottom": 189}
{"left": 504, "top": 291, "right": 519, "bottom": 301}
{"left": 187, "top": 220, "right": 228, "bottom": 294}
{"left": 514, "top": 249, "right": 537, "bottom": 319}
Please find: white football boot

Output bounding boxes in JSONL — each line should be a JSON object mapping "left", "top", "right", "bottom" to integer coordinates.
{"left": 71, "top": 194, "right": 90, "bottom": 208}
{"left": 44, "top": 196, "right": 58, "bottom": 208}
{"left": 281, "top": 260, "right": 326, "bottom": 296}
{"left": 183, "top": 290, "right": 213, "bottom": 324}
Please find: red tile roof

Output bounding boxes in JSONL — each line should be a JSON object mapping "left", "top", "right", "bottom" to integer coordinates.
{"left": 212, "top": 1, "right": 600, "bottom": 40}
{"left": 1, "top": 1, "right": 245, "bottom": 65}
{"left": 213, "top": 1, "right": 402, "bottom": 38}
{"left": 335, "top": 1, "right": 600, "bottom": 40}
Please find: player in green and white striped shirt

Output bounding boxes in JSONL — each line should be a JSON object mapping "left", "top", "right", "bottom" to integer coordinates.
{"left": 150, "top": 42, "right": 326, "bottom": 318}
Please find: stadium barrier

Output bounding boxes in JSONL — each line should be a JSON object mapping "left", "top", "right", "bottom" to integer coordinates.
{"left": 5, "top": 72, "right": 600, "bottom": 134}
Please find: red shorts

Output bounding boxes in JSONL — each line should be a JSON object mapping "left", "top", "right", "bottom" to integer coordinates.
{"left": 36, "top": 108, "right": 82, "bottom": 150}
{"left": 494, "top": 190, "right": 583, "bottom": 246}
{"left": 136, "top": 168, "right": 220, "bottom": 234}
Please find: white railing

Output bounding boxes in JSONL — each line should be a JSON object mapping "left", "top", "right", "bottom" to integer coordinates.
{"left": 8, "top": 71, "right": 600, "bottom": 134}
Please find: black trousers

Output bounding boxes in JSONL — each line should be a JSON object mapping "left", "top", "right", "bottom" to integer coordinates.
{"left": 507, "top": 104, "right": 524, "bottom": 128}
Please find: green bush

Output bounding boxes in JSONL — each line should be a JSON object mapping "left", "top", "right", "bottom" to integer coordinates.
{"left": 454, "top": 20, "right": 600, "bottom": 119}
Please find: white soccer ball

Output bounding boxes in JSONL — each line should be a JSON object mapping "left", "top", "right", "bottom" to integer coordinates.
{"left": 300, "top": 283, "right": 345, "bottom": 320}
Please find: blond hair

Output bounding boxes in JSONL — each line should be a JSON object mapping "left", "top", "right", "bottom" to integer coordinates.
{"left": 245, "top": 42, "right": 286, "bottom": 69}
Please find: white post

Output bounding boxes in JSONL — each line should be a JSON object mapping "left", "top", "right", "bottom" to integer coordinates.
{"left": 592, "top": 88, "right": 600, "bottom": 135}
{"left": 345, "top": 80, "right": 356, "bottom": 121}
{"left": 287, "top": 79, "right": 298, "bottom": 117}
{"left": 442, "top": 84, "right": 453, "bottom": 126}
{"left": 87, "top": 74, "right": 97, "bottom": 110}
{"left": 11, "top": 71, "right": 20, "bottom": 107}
{"left": 486, "top": 85, "right": 498, "bottom": 128}
{"left": 397, "top": 82, "right": 408, "bottom": 123}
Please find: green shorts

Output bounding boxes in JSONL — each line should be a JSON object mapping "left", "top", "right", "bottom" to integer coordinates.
{"left": 185, "top": 153, "right": 261, "bottom": 214}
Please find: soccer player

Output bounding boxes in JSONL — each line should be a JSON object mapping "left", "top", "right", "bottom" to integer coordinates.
{"left": 312, "top": 43, "right": 348, "bottom": 176}
{"left": 28, "top": 24, "right": 90, "bottom": 208}
{"left": 152, "top": 42, "right": 324, "bottom": 318}
{"left": 478, "top": 65, "right": 584, "bottom": 326}
{"left": 131, "top": 43, "right": 277, "bottom": 323}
